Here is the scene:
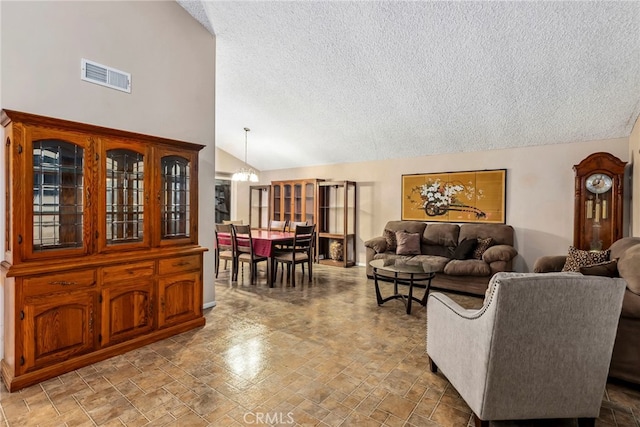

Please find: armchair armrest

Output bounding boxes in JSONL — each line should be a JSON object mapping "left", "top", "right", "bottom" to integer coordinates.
{"left": 533, "top": 255, "right": 567, "bottom": 273}
{"left": 364, "top": 236, "right": 387, "bottom": 253}
{"left": 426, "top": 292, "right": 498, "bottom": 414}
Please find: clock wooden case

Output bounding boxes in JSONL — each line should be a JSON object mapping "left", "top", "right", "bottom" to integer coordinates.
{"left": 573, "top": 152, "right": 626, "bottom": 251}
{"left": 1, "top": 110, "right": 207, "bottom": 391}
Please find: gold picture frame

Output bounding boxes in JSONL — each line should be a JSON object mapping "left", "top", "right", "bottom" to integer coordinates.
{"left": 402, "top": 169, "right": 506, "bottom": 223}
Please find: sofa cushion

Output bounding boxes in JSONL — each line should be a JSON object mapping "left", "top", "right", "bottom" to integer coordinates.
{"left": 423, "top": 223, "right": 459, "bottom": 247}
{"left": 618, "top": 245, "right": 640, "bottom": 295}
{"left": 580, "top": 260, "right": 619, "bottom": 278}
{"left": 383, "top": 229, "right": 397, "bottom": 252}
{"left": 384, "top": 220, "right": 427, "bottom": 235}
{"left": 452, "top": 238, "right": 477, "bottom": 260}
{"left": 482, "top": 245, "right": 518, "bottom": 264}
{"left": 421, "top": 244, "right": 453, "bottom": 258}
{"left": 561, "top": 246, "right": 610, "bottom": 272}
{"left": 410, "top": 255, "right": 449, "bottom": 272}
{"left": 459, "top": 224, "right": 514, "bottom": 246}
{"left": 444, "top": 259, "right": 492, "bottom": 276}
{"left": 396, "top": 231, "right": 421, "bottom": 255}
{"left": 473, "top": 237, "right": 494, "bottom": 259}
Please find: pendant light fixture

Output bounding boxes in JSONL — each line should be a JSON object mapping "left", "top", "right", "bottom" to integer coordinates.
{"left": 232, "top": 127, "right": 258, "bottom": 182}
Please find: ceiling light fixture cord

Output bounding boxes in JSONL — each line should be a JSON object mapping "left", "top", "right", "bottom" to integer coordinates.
{"left": 232, "top": 127, "right": 258, "bottom": 182}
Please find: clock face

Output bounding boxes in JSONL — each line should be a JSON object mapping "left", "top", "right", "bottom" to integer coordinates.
{"left": 586, "top": 173, "right": 613, "bottom": 194}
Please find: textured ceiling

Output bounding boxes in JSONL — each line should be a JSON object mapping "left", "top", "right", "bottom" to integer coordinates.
{"left": 178, "top": 1, "right": 640, "bottom": 171}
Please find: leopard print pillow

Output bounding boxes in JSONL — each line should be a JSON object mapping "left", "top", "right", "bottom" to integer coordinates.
{"left": 473, "top": 237, "right": 494, "bottom": 260}
{"left": 561, "top": 246, "right": 610, "bottom": 272}
{"left": 383, "top": 229, "right": 397, "bottom": 252}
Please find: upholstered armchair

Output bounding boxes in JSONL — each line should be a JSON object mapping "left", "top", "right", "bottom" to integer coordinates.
{"left": 426, "top": 272, "right": 626, "bottom": 427}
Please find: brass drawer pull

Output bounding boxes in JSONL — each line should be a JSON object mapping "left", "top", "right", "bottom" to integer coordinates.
{"left": 175, "top": 261, "right": 189, "bottom": 267}
{"left": 48, "top": 281, "right": 78, "bottom": 286}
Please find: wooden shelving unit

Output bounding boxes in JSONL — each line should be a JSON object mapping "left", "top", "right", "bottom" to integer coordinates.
{"left": 316, "top": 181, "right": 356, "bottom": 267}
{"left": 249, "top": 185, "right": 271, "bottom": 229}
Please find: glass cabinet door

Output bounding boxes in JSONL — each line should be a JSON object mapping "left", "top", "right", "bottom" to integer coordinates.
{"left": 104, "top": 148, "right": 146, "bottom": 247}
{"left": 272, "top": 184, "right": 282, "bottom": 221}
{"left": 283, "top": 184, "right": 292, "bottom": 222}
{"left": 159, "top": 152, "right": 195, "bottom": 244}
{"left": 304, "top": 182, "right": 315, "bottom": 224}
{"left": 294, "top": 184, "right": 302, "bottom": 222}
{"left": 31, "top": 138, "right": 86, "bottom": 255}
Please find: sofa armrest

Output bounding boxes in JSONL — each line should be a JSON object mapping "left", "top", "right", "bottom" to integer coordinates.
{"left": 482, "top": 245, "right": 517, "bottom": 264}
{"left": 364, "top": 236, "right": 387, "bottom": 254}
{"left": 533, "top": 255, "right": 567, "bottom": 273}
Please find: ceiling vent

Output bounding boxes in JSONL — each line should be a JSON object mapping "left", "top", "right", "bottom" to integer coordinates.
{"left": 81, "top": 59, "right": 131, "bottom": 93}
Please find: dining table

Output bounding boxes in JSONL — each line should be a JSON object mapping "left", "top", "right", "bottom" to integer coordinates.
{"left": 217, "top": 229, "right": 296, "bottom": 286}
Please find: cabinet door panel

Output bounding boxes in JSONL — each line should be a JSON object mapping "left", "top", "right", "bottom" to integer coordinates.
{"left": 24, "top": 127, "right": 93, "bottom": 261}
{"left": 99, "top": 139, "right": 152, "bottom": 252}
{"left": 157, "top": 149, "right": 198, "bottom": 246}
{"left": 158, "top": 272, "right": 201, "bottom": 328}
{"left": 102, "top": 281, "right": 153, "bottom": 346}
{"left": 22, "top": 292, "right": 96, "bottom": 373}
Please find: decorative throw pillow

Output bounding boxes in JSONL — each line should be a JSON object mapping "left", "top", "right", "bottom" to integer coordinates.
{"left": 452, "top": 238, "right": 478, "bottom": 260}
{"left": 395, "top": 231, "right": 421, "bottom": 255}
{"left": 579, "top": 259, "right": 619, "bottom": 278}
{"left": 383, "top": 229, "right": 397, "bottom": 252}
{"left": 561, "top": 246, "right": 611, "bottom": 272}
{"left": 473, "top": 237, "right": 494, "bottom": 260}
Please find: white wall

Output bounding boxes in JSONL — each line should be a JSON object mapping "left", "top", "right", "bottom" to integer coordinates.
{"left": 0, "top": 1, "right": 217, "bottom": 357}
{"left": 257, "top": 137, "right": 630, "bottom": 272}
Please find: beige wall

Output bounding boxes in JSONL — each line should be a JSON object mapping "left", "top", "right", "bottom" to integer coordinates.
{"left": 215, "top": 147, "right": 254, "bottom": 222}
{"left": 0, "top": 1, "right": 216, "bottom": 357}
{"left": 250, "top": 138, "right": 630, "bottom": 273}
{"left": 630, "top": 115, "right": 640, "bottom": 237}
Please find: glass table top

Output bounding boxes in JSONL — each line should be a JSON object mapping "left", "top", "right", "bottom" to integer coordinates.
{"left": 369, "top": 258, "right": 438, "bottom": 275}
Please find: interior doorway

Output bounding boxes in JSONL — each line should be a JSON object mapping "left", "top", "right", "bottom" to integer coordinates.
{"left": 215, "top": 178, "right": 231, "bottom": 224}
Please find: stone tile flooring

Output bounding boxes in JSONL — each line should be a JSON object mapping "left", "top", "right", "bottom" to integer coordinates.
{"left": 1, "top": 265, "right": 640, "bottom": 426}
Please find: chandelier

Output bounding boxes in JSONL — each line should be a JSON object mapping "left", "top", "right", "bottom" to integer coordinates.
{"left": 232, "top": 127, "right": 258, "bottom": 182}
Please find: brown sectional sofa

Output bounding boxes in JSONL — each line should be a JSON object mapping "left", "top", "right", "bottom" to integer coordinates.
{"left": 534, "top": 237, "right": 640, "bottom": 385}
{"left": 364, "top": 220, "right": 517, "bottom": 296}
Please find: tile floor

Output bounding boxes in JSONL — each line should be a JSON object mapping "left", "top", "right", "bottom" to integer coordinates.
{"left": 1, "top": 265, "right": 640, "bottom": 427}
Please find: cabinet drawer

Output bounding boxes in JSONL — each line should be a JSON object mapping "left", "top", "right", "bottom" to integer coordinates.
{"left": 158, "top": 255, "right": 201, "bottom": 275}
{"left": 102, "top": 261, "right": 155, "bottom": 284}
{"left": 23, "top": 270, "right": 96, "bottom": 297}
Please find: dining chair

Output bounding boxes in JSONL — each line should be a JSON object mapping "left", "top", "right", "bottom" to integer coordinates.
{"left": 232, "top": 224, "right": 268, "bottom": 284}
{"left": 271, "top": 224, "right": 315, "bottom": 287}
{"left": 223, "top": 220, "right": 243, "bottom": 225}
{"left": 268, "top": 220, "right": 288, "bottom": 232}
{"left": 214, "top": 223, "right": 234, "bottom": 278}
{"left": 287, "top": 221, "right": 308, "bottom": 232}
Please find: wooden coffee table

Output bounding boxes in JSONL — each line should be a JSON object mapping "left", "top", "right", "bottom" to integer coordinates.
{"left": 369, "top": 259, "right": 437, "bottom": 314}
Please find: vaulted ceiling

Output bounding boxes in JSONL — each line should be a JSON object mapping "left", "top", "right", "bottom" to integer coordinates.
{"left": 178, "top": 1, "right": 640, "bottom": 171}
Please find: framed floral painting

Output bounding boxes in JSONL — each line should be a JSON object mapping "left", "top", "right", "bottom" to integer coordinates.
{"left": 401, "top": 169, "right": 506, "bottom": 223}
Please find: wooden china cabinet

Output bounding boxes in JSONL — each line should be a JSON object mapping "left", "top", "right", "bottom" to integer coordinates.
{"left": 271, "top": 179, "right": 322, "bottom": 225}
{"left": 1, "top": 110, "right": 206, "bottom": 391}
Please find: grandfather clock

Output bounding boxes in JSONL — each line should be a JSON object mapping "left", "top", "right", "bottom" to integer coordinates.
{"left": 573, "top": 152, "right": 626, "bottom": 251}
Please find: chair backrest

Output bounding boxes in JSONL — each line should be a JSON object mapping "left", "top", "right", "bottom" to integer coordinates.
{"left": 288, "top": 221, "right": 308, "bottom": 232}
{"left": 215, "top": 223, "right": 233, "bottom": 250}
{"left": 293, "top": 224, "right": 315, "bottom": 253}
{"left": 232, "top": 224, "right": 253, "bottom": 255}
{"left": 268, "top": 220, "right": 288, "bottom": 232}
{"left": 467, "top": 272, "right": 625, "bottom": 419}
